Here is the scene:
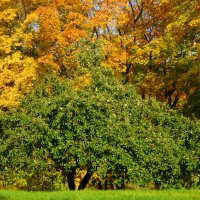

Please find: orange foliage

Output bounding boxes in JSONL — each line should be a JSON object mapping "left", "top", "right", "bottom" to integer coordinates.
{"left": 0, "top": 0, "right": 199, "bottom": 108}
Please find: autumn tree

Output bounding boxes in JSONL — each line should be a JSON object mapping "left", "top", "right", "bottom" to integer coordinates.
{"left": 0, "top": 0, "right": 93, "bottom": 108}
{"left": 89, "top": 0, "right": 199, "bottom": 109}
{"left": 140, "top": 0, "right": 200, "bottom": 108}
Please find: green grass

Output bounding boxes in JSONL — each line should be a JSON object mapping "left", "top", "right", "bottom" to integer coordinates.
{"left": 0, "top": 190, "right": 199, "bottom": 200}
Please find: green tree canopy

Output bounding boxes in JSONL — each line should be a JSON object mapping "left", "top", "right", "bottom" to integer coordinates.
{"left": 0, "top": 66, "right": 199, "bottom": 190}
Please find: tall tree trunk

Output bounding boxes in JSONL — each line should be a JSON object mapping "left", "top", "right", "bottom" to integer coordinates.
{"left": 67, "top": 168, "right": 76, "bottom": 190}
{"left": 78, "top": 169, "right": 93, "bottom": 190}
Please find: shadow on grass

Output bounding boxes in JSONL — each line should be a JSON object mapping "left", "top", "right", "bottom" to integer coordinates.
{"left": 0, "top": 195, "right": 10, "bottom": 200}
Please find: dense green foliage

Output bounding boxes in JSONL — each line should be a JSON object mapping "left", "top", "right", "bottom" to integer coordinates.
{"left": 0, "top": 64, "right": 199, "bottom": 190}
{"left": 183, "top": 89, "right": 200, "bottom": 119}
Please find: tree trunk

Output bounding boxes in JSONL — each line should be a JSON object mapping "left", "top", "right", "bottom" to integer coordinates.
{"left": 67, "top": 168, "right": 76, "bottom": 190}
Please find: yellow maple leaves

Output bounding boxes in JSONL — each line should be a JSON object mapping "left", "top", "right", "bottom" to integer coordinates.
{"left": 0, "top": 8, "right": 17, "bottom": 22}
{"left": 0, "top": 52, "right": 38, "bottom": 107}
{"left": 189, "top": 18, "right": 200, "bottom": 27}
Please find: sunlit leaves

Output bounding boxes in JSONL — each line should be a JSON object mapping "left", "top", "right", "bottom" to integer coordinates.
{"left": 0, "top": 52, "right": 37, "bottom": 107}
{"left": 0, "top": 0, "right": 93, "bottom": 107}
{"left": 0, "top": 0, "right": 199, "bottom": 111}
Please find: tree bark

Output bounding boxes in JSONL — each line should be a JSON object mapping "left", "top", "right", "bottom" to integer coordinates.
{"left": 67, "top": 168, "right": 76, "bottom": 190}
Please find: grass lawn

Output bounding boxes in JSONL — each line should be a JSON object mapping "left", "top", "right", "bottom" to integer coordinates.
{"left": 0, "top": 189, "right": 199, "bottom": 200}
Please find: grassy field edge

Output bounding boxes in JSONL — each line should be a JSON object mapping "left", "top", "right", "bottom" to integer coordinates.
{"left": 0, "top": 189, "right": 199, "bottom": 200}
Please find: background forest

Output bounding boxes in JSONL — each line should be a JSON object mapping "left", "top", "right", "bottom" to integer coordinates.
{"left": 0, "top": 0, "right": 199, "bottom": 190}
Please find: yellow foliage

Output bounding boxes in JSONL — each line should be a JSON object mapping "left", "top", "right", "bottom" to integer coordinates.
{"left": 0, "top": 8, "right": 17, "bottom": 22}
{"left": 73, "top": 73, "right": 91, "bottom": 90}
{"left": 0, "top": 36, "right": 12, "bottom": 54}
{"left": 101, "top": 39, "right": 127, "bottom": 75}
{"left": 189, "top": 18, "right": 200, "bottom": 27}
{"left": 0, "top": 52, "right": 38, "bottom": 107}
{"left": 161, "top": 0, "right": 170, "bottom": 3}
